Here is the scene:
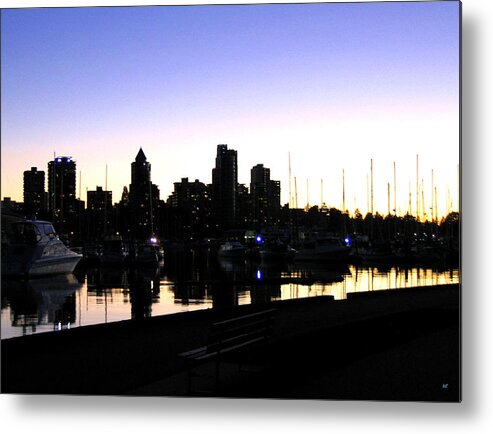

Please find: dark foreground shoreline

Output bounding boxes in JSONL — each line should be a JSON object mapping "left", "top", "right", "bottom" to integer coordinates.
{"left": 1, "top": 283, "right": 460, "bottom": 401}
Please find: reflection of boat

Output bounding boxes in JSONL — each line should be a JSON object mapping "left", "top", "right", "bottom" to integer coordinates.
{"left": 218, "top": 241, "right": 247, "bottom": 258}
{"left": 259, "top": 240, "right": 297, "bottom": 262}
{"left": 1, "top": 273, "right": 82, "bottom": 335}
{"left": 295, "top": 234, "right": 350, "bottom": 263}
{"left": 1, "top": 220, "right": 82, "bottom": 277}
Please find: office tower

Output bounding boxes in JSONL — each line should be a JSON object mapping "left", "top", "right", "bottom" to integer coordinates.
{"left": 250, "top": 164, "right": 281, "bottom": 228}
{"left": 23, "top": 166, "right": 46, "bottom": 217}
{"left": 128, "top": 148, "right": 160, "bottom": 240}
{"left": 47, "top": 156, "right": 77, "bottom": 235}
{"left": 212, "top": 144, "right": 237, "bottom": 230}
{"left": 86, "top": 186, "right": 113, "bottom": 240}
{"left": 170, "top": 177, "right": 211, "bottom": 239}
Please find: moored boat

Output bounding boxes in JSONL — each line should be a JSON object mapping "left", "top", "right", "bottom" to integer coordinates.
{"left": 217, "top": 241, "right": 247, "bottom": 258}
{"left": 295, "top": 233, "right": 350, "bottom": 263}
{"left": 259, "top": 240, "right": 297, "bottom": 262}
{"left": 1, "top": 220, "right": 82, "bottom": 277}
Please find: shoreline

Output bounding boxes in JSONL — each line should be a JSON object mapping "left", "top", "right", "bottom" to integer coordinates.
{"left": 1, "top": 283, "right": 460, "bottom": 401}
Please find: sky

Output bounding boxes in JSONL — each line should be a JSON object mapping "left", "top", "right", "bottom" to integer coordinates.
{"left": 1, "top": 0, "right": 460, "bottom": 219}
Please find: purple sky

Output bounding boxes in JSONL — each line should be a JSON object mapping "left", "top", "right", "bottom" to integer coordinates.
{"left": 1, "top": 1, "right": 460, "bottom": 218}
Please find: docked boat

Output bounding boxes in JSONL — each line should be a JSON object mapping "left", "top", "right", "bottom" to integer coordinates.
{"left": 295, "top": 233, "right": 350, "bottom": 263}
{"left": 259, "top": 240, "right": 297, "bottom": 262}
{"left": 217, "top": 241, "right": 247, "bottom": 258}
{"left": 1, "top": 220, "right": 82, "bottom": 277}
{"left": 99, "top": 235, "right": 128, "bottom": 266}
{"left": 134, "top": 243, "right": 159, "bottom": 266}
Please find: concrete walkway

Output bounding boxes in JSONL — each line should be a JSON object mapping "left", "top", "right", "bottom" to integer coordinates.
{"left": 2, "top": 284, "right": 460, "bottom": 401}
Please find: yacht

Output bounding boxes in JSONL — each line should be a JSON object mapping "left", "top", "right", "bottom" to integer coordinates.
{"left": 295, "top": 233, "right": 350, "bottom": 263}
{"left": 1, "top": 220, "right": 82, "bottom": 277}
{"left": 217, "top": 241, "right": 247, "bottom": 258}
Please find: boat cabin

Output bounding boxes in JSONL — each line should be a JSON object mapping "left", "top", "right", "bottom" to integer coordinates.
{"left": 11, "top": 220, "right": 57, "bottom": 245}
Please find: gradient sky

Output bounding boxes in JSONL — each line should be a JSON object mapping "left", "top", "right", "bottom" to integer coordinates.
{"left": 1, "top": 1, "right": 460, "bottom": 219}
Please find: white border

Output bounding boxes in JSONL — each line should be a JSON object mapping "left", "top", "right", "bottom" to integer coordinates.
{"left": 1, "top": 0, "right": 492, "bottom": 433}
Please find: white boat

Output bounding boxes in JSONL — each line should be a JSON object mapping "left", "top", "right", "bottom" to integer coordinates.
{"left": 1, "top": 220, "right": 82, "bottom": 277}
{"left": 295, "top": 234, "right": 350, "bottom": 263}
{"left": 217, "top": 241, "right": 247, "bottom": 258}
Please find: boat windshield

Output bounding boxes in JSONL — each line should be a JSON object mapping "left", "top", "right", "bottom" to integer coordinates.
{"left": 11, "top": 222, "right": 41, "bottom": 245}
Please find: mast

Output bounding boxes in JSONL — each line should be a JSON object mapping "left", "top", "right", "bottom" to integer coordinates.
{"left": 294, "top": 177, "right": 298, "bottom": 209}
{"left": 421, "top": 178, "right": 425, "bottom": 221}
{"left": 288, "top": 152, "right": 292, "bottom": 208}
{"left": 342, "top": 169, "right": 346, "bottom": 213}
{"left": 393, "top": 161, "right": 397, "bottom": 216}
{"left": 306, "top": 179, "right": 309, "bottom": 210}
{"left": 431, "top": 169, "right": 435, "bottom": 223}
{"left": 370, "top": 159, "right": 374, "bottom": 215}
{"left": 320, "top": 178, "right": 323, "bottom": 208}
{"left": 79, "top": 170, "right": 82, "bottom": 200}
{"left": 416, "top": 154, "right": 419, "bottom": 220}
{"left": 104, "top": 164, "right": 108, "bottom": 236}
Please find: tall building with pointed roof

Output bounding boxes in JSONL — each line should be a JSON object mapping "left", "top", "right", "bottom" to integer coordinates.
{"left": 128, "top": 148, "right": 160, "bottom": 241}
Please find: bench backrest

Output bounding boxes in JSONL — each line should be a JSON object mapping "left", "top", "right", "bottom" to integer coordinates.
{"left": 207, "top": 309, "right": 276, "bottom": 355}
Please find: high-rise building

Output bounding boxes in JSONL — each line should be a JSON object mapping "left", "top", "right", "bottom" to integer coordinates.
{"left": 128, "top": 148, "right": 160, "bottom": 240}
{"left": 250, "top": 164, "right": 281, "bottom": 228}
{"left": 212, "top": 144, "right": 237, "bottom": 230}
{"left": 86, "top": 186, "right": 113, "bottom": 240}
{"left": 47, "top": 156, "right": 77, "bottom": 235}
{"left": 169, "top": 177, "right": 211, "bottom": 240}
{"left": 23, "top": 166, "right": 46, "bottom": 217}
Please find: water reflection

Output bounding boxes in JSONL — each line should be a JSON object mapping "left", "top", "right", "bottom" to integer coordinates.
{"left": 1, "top": 274, "right": 82, "bottom": 337}
{"left": 1, "top": 249, "right": 459, "bottom": 339}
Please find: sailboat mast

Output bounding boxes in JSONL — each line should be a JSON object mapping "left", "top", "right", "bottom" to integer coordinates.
{"left": 342, "top": 169, "right": 346, "bottom": 213}
{"left": 370, "top": 159, "right": 374, "bottom": 215}
{"left": 393, "top": 161, "right": 397, "bottom": 216}
{"left": 294, "top": 177, "right": 298, "bottom": 209}
{"left": 416, "top": 155, "right": 419, "bottom": 221}
{"left": 288, "top": 152, "right": 292, "bottom": 208}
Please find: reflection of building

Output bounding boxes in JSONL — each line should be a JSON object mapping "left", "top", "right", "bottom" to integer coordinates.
{"left": 250, "top": 164, "right": 281, "bottom": 228}
{"left": 128, "top": 148, "right": 160, "bottom": 241}
{"left": 23, "top": 167, "right": 46, "bottom": 217}
{"left": 86, "top": 186, "right": 113, "bottom": 240}
{"left": 212, "top": 144, "right": 237, "bottom": 230}
{"left": 48, "top": 156, "right": 78, "bottom": 236}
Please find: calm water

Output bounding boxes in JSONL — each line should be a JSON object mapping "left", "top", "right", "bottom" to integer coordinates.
{"left": 1, "top": 249, "right": 459, "bottom": 340}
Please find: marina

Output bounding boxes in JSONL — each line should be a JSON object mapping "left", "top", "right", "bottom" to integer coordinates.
{"left": 1, "top": 248, "right": 459, "bottom": 340}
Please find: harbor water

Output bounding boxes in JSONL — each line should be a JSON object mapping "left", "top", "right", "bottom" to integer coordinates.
{"left": 1, "top": 249, "right": 459, "bottom": 340}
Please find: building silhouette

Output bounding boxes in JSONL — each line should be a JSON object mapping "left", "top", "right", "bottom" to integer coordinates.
{"left": 23, "top": 167, "right": 46, "bottom": 218}
{"left": 250, "top": 164, "right": 280, "bottom": 229}
{"left": 47, "top": 156, "right": 77, "bottom": 236}
{"left": 169, "top": 177, "right": 211, "bottom": 240}
{"left": 212, "top": 144, "right": 237, "bottom": 230}
{"left": 128, "top": 148, "right": 160, "bottom": 241}
{"left": 86, "top": 186, "right": 113, "bottom": 240}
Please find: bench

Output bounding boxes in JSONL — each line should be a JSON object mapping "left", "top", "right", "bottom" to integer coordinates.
{"left": 179, "top": 308, "right": 277, "bottom": 393}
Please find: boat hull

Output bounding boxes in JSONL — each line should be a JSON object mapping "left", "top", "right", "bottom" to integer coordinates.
{"left": 28, "top": 254, "right": 82, "bottom": 276}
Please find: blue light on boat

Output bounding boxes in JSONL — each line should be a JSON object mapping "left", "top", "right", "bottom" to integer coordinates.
{"left": 256, "top": 270, "right": 262, "bottom": 280}
{"left": 256, "top": 235, "right": 263, "bottom": 244}
{"left": 344, "top": 237, "right": 351, "bottom": 246}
